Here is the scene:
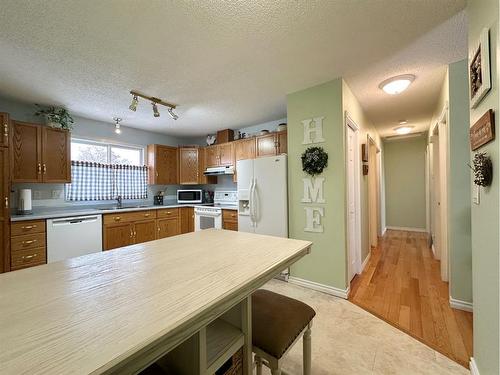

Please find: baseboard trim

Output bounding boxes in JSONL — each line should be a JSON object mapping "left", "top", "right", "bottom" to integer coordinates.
{"left": 288, "top": 276, "right": 349, "bottom": 299}
{"left": 469, "top": 358, "right": 479, "bottom": 375}
{"left": 386, "top": 226, "right": 427, "bottom": 233}
{"left": 450, "top": 297, "right": 473, "bottom": 312}
{"left": 361, "top": 251, "right": 371, "bottom": 273}
{"left": 381, "top": 227, "right": 387, "bottom": 236}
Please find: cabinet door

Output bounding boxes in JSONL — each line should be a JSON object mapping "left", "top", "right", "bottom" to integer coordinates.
{"left": 103, "top": 223, "right": 133, "bottom": 250}
{"left": 205, "top": 145, "right": 219, "bottom": 167}
{"left": 0, "top": 112, "right": 9, "bottom": 148}
{"left": 276, "top": 131, "right": 287, "bottom": 154}
{"left": 11, "top": 121, "right": 42, "bottom": 183}
{"left": 256, "top": 133, "right": 277, "bottom": 158}
{"left": 133, "top": 219, "right": 156, "bottom": 244}
{"left": 0, "top": 148, "right": 9, "bottom": 272}
{"left": 218, "top": 143, "right": 234, "bottom": 166}
{"left": 234, "top": 138, "right": 256, "bottom": 161}
{"left": 223, "top": 221, "right": 238, "bottom": 231}
{"left": 157, "top": 217, "right": 180, "bottom": 239}
{"left": 158, "top": 145, "right": 178, "bottom": 185}
{"left": 42, "top": 127, "right": 71, "bottom": 183}
{"left": 179, "top": 148, "right": 199, "bottom": 184}
{"left": 180, "top": 207, "right": 194, "bottom": 234}
{"left": 198, "top": 147, "right": 217, "bottom": 184}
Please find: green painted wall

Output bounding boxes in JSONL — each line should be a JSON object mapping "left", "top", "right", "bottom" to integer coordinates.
{"left": 468, "top": 0, "right": 500, "bottom": 373}
{"left": 384, "top": 137, "right": 427, "bottom": 229}
{"left": 287, "top": 79, "right": 348, "bottom": 290}
{"left": 447, "top": 60, "right": 472, "bottom": 304}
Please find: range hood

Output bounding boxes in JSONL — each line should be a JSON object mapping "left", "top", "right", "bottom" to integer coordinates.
{"left": 204, "top": 165, "right": 234, "bottom": 176}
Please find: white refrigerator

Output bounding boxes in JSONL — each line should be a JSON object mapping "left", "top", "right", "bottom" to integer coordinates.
{"left": 237, "top": 154, "right": 288, "bottom": 237}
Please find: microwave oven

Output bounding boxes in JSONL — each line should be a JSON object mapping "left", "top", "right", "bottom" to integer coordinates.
{"left": 177, "top": 189, "right": 203, "bottom": 204}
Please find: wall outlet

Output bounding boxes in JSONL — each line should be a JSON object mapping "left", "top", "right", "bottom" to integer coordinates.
{"left": 33, "top": 190, "right": 42, "bottom": 200}
{"left": 52, "top": 190, "right": 62, "bottom": 199}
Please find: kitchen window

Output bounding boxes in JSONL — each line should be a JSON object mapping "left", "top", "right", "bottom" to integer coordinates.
{"left": 66, "top": 139, "right": 147, "bottom": 201}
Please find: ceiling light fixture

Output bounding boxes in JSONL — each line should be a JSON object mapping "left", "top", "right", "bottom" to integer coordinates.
{"left": 152, "top": 102, "right": 160, "bottom": 117}
{"left": 113, "top": 117, "right": 122, "bottom": 134}
{"left": 128, "top": 90, "right": 178, "bottom": 119}
{"left": 167, "top": 107, "right": 178, "bottom": 121}
{"left": 394, "top": 125, "right": 414, "bottom": 135}
{"left": 398, "top": 120, "right": 408, "bottom": 125}
{"left": 379, "top": 74, "right": 415, "bottom": 95}
{"left": 129, "top": 95, "right": 139, "bottom": 111}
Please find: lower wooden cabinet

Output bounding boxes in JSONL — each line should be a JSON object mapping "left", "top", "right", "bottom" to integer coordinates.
{"left": 10, "top": 220, "right": 47, "bottom": 270}
{"left": 222, "top": 209, "right": 238, "bottom": 231}
{"left": 134, "top": 219, "right": 157, "bottom": 244}
{"left": 180, "top": 207, "right": 194, "bottom": 234}
{"left": 103, "top": 222, "right": 133, "bottom": 250}
{"left": 157, "top": 217, "right": 180, "bottom": 239}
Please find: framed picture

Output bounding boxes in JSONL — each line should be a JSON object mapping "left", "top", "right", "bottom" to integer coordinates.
{"left": 469, "top": 28, "right": 491, "bottom": 109}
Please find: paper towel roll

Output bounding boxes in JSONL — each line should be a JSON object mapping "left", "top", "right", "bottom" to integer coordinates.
{"left": 18, "top": 189, "right": 32, "bottom": 212}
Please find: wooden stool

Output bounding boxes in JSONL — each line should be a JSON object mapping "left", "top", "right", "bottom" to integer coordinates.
{"left": 252, "top": 289, "right": 316, "bottom": 375}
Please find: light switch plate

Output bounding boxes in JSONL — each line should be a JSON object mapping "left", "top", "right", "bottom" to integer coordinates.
{"left": 52, "top": 190, "right": 62, "bottom": 199}
{"left": 33, "top": 190, "right": 42, "bottom": 200}
{"left": 473, "top": 185, "right": 480, "bottom": 205}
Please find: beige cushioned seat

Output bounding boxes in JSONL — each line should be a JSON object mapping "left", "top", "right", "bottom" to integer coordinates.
{"left": 252, "top": 289, "right": 316, "bottom": 359}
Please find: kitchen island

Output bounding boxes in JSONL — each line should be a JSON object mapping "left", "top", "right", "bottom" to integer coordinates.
{"left": 0, "top": 229, "right": 311, "bottom": 374}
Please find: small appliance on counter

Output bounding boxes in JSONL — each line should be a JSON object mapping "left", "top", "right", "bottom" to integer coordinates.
{"left": 154, "top": 191, "right": 164, "bottom": 206}
{"left": 17, "top": 189, "right": 33, "bottom": 215}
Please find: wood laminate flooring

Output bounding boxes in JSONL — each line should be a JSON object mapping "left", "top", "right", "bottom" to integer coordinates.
{"left": 349, "top": 230, "right": 473, "bottom": 368}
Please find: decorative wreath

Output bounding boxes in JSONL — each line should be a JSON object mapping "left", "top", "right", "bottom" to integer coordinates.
{"left": 301, "top": 146, "right": 328, "bottom": 176}
{"left": 470, "top": 152, "right": 493, "bottom": 187}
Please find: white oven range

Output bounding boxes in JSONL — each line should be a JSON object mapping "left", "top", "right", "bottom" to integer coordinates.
{"left": 194, "top": 191, "right": 237, "bottom": 231}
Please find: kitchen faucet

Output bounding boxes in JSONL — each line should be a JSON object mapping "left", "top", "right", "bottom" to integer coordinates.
{"left": 116, "top": 195, "right": 122, "bottom": 208}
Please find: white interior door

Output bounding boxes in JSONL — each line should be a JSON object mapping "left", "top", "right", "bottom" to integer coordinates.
{"left": 347, "top": 126, "right": 357, "bottom": 281}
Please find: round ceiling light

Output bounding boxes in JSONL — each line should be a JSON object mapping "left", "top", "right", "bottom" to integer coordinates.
{"left": 379, "top": 74, "right": 415, "bottom": 95}
{"left": 394, "top": 125, "right": 414, "bottom": 135}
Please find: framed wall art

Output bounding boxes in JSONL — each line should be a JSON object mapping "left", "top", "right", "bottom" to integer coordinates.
{"left": 469, "top": 28, "right": 491, "bottom": 109}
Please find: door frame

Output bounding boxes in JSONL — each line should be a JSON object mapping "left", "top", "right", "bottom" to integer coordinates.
{"left": 367, "top": 135, "right": 381, "bottom": 249}
{"left": 345, "top": 112, "right": 362, "bottom": 279}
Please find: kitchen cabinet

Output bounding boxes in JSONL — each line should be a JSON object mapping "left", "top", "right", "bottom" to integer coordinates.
{"left": 10, "top": 220, "right": 46, "bottom": 271}
{"left": 222, "top": 209, "right": 238, "bottom": 231}
{"left": 199, "top": 147, "right": 217, "bottom": 184}
{"left": 234, "top": 138, "right": 256, "bottom": 162}
{"left": 180, "top": 206, "right": 194, "bottom": 234}
{"left": 0, "top": 112, "right": 10, "bottom": 148}
{"left": 179, "top": 147, "right": 200, "bottom": 185}
{"left": 205, "top": 143, "right": 234, "bottom": 167}
{"left": 11, "top": 121, "right": 71, "bottom": 183}
{"left": 0, "top": 147, "right": 9, "bottom": 272}
{"left": 103, "top": 222, "right": 133, "bottom": 250}
{"left": 256, "top": 131, "right": 287, "bottom": 158}
{"left": 157, "top": 208, "right": 181, "bottom": 239}
{"left": 147, "top": 144, "right": 178, "bottom": 185}
{"left": 103, "top": 210, "right": 158, "bottom": 250}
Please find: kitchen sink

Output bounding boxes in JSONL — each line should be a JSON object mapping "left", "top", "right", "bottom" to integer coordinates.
{"left": 97, "top": 205, "right": 151, "bottom": 210}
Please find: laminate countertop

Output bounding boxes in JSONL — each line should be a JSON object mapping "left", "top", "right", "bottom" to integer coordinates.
{"left": 0, "top": 229, "right": 311, "bottom": 374}
{"left": 10, "top": 202, "right": 238, "bottom": 222}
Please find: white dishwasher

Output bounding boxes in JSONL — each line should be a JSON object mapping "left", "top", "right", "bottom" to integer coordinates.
{"left": 47, "top": 215, "right": 103, "bottom": 263}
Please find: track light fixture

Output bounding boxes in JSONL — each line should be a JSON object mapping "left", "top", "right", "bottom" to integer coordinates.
{"left": 168, "top": 107, "right": 178, "bottom": 120}
{"left": 152, "top": 102, "right": 160, "bottom": 117}
{"left": 113, "top": 117, "right": 122, "bottom": 134}
{"left": 128, "top": 90, "right": 178, "bottom": 120}
{"left": 129, "top": 95, "right": 138, "bottom": 111}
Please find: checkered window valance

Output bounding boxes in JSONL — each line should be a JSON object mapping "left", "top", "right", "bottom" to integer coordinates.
{"left": 66, "top": 161, "right": 148, "bottom": 201}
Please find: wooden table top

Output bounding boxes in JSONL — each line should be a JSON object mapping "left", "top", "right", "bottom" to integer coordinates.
{"left": 0, "top": 229, "right": 311, "bottom": 374}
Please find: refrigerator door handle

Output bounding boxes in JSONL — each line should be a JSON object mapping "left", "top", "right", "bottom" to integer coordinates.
{"left": 249, "top": 178, "right": 255, "bottom": 226}
{"left": 251, "top": 178, "right": 258, "bottom": 226}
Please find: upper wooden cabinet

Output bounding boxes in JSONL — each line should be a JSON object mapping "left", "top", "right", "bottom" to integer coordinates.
{"left": 0, "top": 113, "right": 10, "bottom": 148}
{"left": 11, "top": 121, "right": 71, "bottom": 183}
{"left": 205, "top": 143, "right": 234, "bottom": 167}
{"left": 147, "top": 144, "right": 178, "bottom": 185}
{"left": 256, "top": 131, "right": 287, "bottom": 158}
{"left": 179, "top": 147, "right": 200, "bottom": 185}
{"left": 234, "top": 138, "right": 256, "bottom": 162}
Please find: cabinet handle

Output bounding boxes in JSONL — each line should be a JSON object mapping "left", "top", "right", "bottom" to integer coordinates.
{"left": 4, "top": 197, "right": 8, "bottom": 209}
{"left": 156, "top": 171, "right": 159, "bottom": 177}
{"left": 157, "top": 226, "right": 160, "bottom": 232}
{"left": 22, "top": 253, "right": 37, "bottom": 261}
{"left": 22, "top": 239, "right": 37, "bottom": 246}
{"left": 42, "top": 164, "right": 47, "bottom": 174}
{"left": 144, "top": 213, "right": 150, "bottom": 217}
{"left": 130, "top": 229, "right": 133, "bottom": 238}
{"left": 37, "top": 163, "right": 42, "bottom": 174}
{"left": 22, "top": 225, "right": 37, "bottom": 230}
{"left": 3, "top": 123, "right": 8, "bottom": 138}
{"left": 114, "top": 216, "right": 121, "bottom": 221}
{"left": 231, "top": 213, "right": 236, "bottom": 217}
{"left": 133, "top": 231, "right": 137, "bottom": 237}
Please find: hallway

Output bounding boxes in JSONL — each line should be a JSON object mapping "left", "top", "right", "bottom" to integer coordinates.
{"left": 349, "top": 230, "right": 473, "bottom": 368}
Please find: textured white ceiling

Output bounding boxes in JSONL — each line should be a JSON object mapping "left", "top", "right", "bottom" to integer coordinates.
{"left": 0, "top": 0, "right": 466, "bottom": 136}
